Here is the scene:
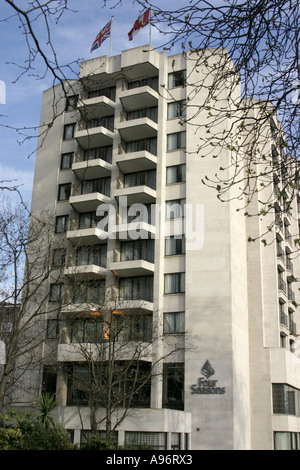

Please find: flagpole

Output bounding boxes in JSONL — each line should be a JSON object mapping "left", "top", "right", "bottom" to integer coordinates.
{"left": 110, "top": 16, "right": 114, "bottom": 56}
{"left": 149, "top": 8, "right": 152, "bottom": 46}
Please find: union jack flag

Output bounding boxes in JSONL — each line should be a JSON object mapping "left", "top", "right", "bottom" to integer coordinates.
{"left": 91, "top": 19, "right": 112, "bottom": 52}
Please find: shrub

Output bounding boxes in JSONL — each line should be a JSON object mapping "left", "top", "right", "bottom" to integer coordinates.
{"left": 0, "top": 427, "right": 23, "bottom": 450}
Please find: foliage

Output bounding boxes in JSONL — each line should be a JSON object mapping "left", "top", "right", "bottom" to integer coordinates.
{"left": 0, "top": 426, "right": 23, "bottom": 450}
{"left": 80, "top": 433, "right": 153, "bottom": 450}
{"left": 36, "top": 393, "right": 57, "bottom": 428}
{"left": 0, "top": 406, "right": 74, "bottom": 450}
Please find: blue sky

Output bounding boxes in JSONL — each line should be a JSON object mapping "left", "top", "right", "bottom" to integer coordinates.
{"left": 0, "top": 0, "right": 183, "bottom": 205}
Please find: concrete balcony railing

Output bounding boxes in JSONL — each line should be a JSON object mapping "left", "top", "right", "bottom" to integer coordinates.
{"left": 69, "top": 192, "right": 111, "bottom": 213}
{"left": 119, "top": 85, "right": 158, "bottom": 111}
{"left": 75, "top": 123, "right": 114, "bottom": 149}
{"left": 77, "top": 94, "right": 116, "bottom": 120}
{"left": 64, "top": 264, "right": 107, "bottom": 279}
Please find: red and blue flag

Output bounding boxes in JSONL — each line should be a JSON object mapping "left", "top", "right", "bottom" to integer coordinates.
{"left": 91, "top": 20, "right": 112, "bottom": 52}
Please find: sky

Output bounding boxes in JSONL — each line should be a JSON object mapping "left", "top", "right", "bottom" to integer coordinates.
{"left": 0, "top": 0, "right": 184, "bottom": 205}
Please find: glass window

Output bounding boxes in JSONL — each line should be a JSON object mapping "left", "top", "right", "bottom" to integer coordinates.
{"left": 66, "top": 95, "right": 78, "bottom": 111}
{"left": 49, "top": 284, "right": 64, "bottom": 302}
{"left": 164, "top": 273, "right": 185, "bottom": 294}
{"left": 120, "top": 240, "right": 154, "bottom": 263}
{"left": 58, "top": 183, "right": 71, "bottom": 201}
{"left": 52, "top": 249, "right": 65, "bottom": 267}
{"left": 60, "top": 152, "right": 73, "bottom": 170}
{"left": 165, "top": 199, "right": 185, "bottom": 219}
{"left": 84, "top": 146, "right": 113, "bottom": 163}
{"left": 168, "top": 100, "right": 186, "bottom": 119}
{"left": 125, "top": 432, "right": 166, "bottom": 450}
{"left": 76, "top": 245, "right": 107, "bottom": 268}
{"left": 167, "top": 132, "right": 186, "bottom": 151}
{"left": 47, "top": 319, "right": 60, "bottom": 339}
{"left": 82, "top": 177, "right": 111, "bottom": 197}
{"left": 119, "top": 276, "right": 153, "bottom": 302}
{"left": 163, "top": 363, "right": 184, "bottom": 410}
{"left": 164, "top": 312, "right": 185, "bottom": 334}
{"left": 165, "top": 236, "right": 185, "bottom": 256}
{"left": 124, "top": 170, "right": 156, "bottom": 190}
{"left": 55, "top": 215, "right": 69, "bottom": 233}
{"left": 63, "top": 123, "right": 75, "bottom": 140}
{"left": 125, "top": 137, "right": 157, "bottom": 156}
{"left": 166, "top": 165, "right": 186, "bottom": 184}
{"left": 168, "top": 70, "right": 186, "bottom": 88}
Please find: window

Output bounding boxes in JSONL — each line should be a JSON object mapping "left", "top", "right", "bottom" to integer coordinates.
{"left": 81, "top": 177, "right": 111, "bottom": 197}
{"left": 58, "top": 183, "right": 71, "bottom": 201}
{"left": 165, "top": 199, "right": 185, "bottom": 219}
{"left": 168, "top": 100, "right": 186, "bottom": 119}
{"left": 115, "top": 314, "right": 152, "bottom": 342}
{"left": 274, "top": 432, "right": 300, "bottom": 450}
{"left": 163, "top": 363, "right": 184, "bottom": 410}
{"left": 167, "top": 131, "right": 186, "bottom": 151}
{"left": 166, "top": 164, "right": 186, "bottom": 184}
{"left": 124, "top": 170, "right": 156, "bottom": 190}
{"left": 86, "top": 115, "right": 114, "bottom": 132}
{"left": 84, "top": 145, "right": 112, "bottom": 163}
{"left": 127, "top": 106, "right": 158, "bottom": 123}
{"left": 52, "top": 249, "right": 65, "bottom": 267}
{"left": 125, "top": 432, "right": 166, "bottom": 450}
{"left": 66, "top": 95, "right": 78, "bottom": 111}
{"left": 165, "top": 236, "right": 185, "bottom": 256}
{"left": 73, "top": 280, "right": 105, "bottom": 304}
{"left": 168, "top": 70, "right": 186, "bottom": 88}
{"left": 164, "top": 273, "right": 185, "bottom": 294}
{"left": 49, "top": 284, "right": 64, "bottom": 302}
{"left": 272, "top": 383, "right": 298, "bottom": 415}
{"left": 70, "top": 318, "right": 104, "bottom": 344}
{"left": 164, "top": 312, "right": 185, "bottom": 334}
{"left": 60, "top": 152, "right": 74, "bottom": 170}
{"left": 47, "top": 319, "right": 60, "bottom": 339}
{"left": 76, "top": 245, "right": 107, "bottom": 268}
{"left": 42, "top": 366, "right": 57, "bottom": 396}
{"left": 119, "top": 276, "right": 153, "bottom": 302}
{"left": 125, "top": 137, "right": 157, "bottom": 156}
{"left": 63, "top": 123, "right": 75, "bottom": 140}
{"left": 121, "top": 240, "right": 154, "bottom": 263}
{"left": 128, "top": 76, "right": 158, "bottom": 91}
{"left": 79, "top": 212, "right": 105, "bottom": 230}
{"left": 88, "top": 86, "right": 116, "bottom": 101}
{"left": 55, "top": 215, "right": 69, "bottom": 233}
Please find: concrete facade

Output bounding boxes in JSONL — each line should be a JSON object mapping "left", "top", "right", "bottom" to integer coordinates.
{"left": 23, "top": 45, "right": 300, "bottom": 450}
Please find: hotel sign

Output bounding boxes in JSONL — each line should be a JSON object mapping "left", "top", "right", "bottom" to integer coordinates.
{"left": 191, "top": 360, "right": 226, "bottom": 395}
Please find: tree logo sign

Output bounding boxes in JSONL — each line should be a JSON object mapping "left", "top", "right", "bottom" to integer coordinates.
{"left": 190, "top": 360, "right": 226, "bottom": 395}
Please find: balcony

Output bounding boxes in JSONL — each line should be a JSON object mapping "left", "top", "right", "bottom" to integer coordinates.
{"left": 75, "top": 117, "right": 114, "bottom": 149}
{"left": 288, "top": 286, "right": 295, "bottom": 302}
{"left": 115, "top": 150, "right": 157, "bottom": 173}
{"left": 110, "top": 259, "right": 154, "bottom": 277}
{"left": 116, "top": 107, "right": 158, "bottom": 143}
{"left": 69, "top": 192, "right": 111, "bottom": 213}
{"left": 278, "top": 278, "right": 287, "bottom": 294}
{"left": 67, "top": 227, "right": 108, "bottom": 245}
{"left": 117, "top": 221, "right": 156, "bottom": 241}
{"left": 72, "top": 158, "right": 112, "bottom": 180}
{"left": 114, "top": 185, "right": 156, "bottom": 205}
{"left": 64, "top": 264, "right": 106, "bottom": 279}
{"left": 77, "top": 95, "right": 115, "bottom": 120}
{"left": 280, "top": 311, "right": 289, "bottom": 328}
{"left": 119, "top": 85, "right": 158, "bottom": 111}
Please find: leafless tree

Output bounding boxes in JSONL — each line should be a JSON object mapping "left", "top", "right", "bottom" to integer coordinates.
{"left": 103, "top": 0, "right": 299, "bottom": 229}
{"left": 0, "top": 197, "right": 68, "bottom": 413}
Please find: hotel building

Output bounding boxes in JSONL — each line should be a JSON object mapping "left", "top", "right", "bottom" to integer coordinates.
{"left": 20, "top": 45, "right": 300, "bottom": 450}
